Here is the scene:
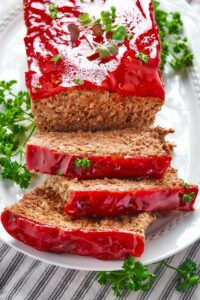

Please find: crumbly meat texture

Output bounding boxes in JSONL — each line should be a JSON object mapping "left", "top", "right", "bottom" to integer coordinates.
{"left": 29, "top": 127, "right": 173, "bottom": 156}
{"left": 31, "top": 92, "right": 163, "bottom": 132}
{"left": 6, "top": 187, "right": 156, "bottom": 235}
{"left": 44, "top": 168, "right": 183, "bottom": 197}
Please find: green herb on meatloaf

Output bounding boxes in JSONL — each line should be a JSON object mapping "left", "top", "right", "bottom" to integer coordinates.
{"left": 154, "top": 1, "right": 193, "bottom": 71}
{"left": 97, "top": 257, "right": 200, "bottom": 296}
{"left": 182, "top": 192, "right": 195, "bottom": 202}
{"left": 74, "top": 157, "right": 91, "bottom": 168}
{"left": 136, "top": 52, "right": 149, "bottom": 63}
{"left": 96, "top": 43, "right": 118, "bottom": 59}
{"left": 79, "top": 6, "right": 132, "bottom": 59}
{"left": 56, "top": 170, "right": 65, "bottom": 175}
{"left": 73, "top": 77, "right": 84, "bottom": 85}
{"left": 33, "top": 84, "right": 42, "bottom": 89}
{"left": 0, "top": 80, "right": 35, "bottom": 188}
{"left": 184, "top": 182, "right": 190, "bottom": 189}
{"left": 49, "top": 3, "right": 59, "bottom": 20}
{"left": 51, "top": 54, "right": 63, "bottom": 63}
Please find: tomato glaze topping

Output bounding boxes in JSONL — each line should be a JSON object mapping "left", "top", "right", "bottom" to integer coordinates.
{"left": 24, "top": 0, "right": 164, "bottom": 100}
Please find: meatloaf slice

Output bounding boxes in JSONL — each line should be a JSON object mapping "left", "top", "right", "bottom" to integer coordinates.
{"left": 43, "top": 169, "right": 198, "bottom": 217}
{"left": 24, "top": 0, "right": 164, "bottom": 132}
{"left": 26, "top": 127, "right": 173, "bottom": 179}
{"left": 1, "top": 187, "right": 156, "bottom": 260}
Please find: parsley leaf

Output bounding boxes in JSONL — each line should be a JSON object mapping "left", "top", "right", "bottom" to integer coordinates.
{"left": 79, "top": 13, "right": 94, "bottom": 27}
{"left": 136, "top": 52, "right": 149, "bottom": 63}
{"left": 74, "top": 157, "right": 91, "bottom": 168}
{"left": 51, "top": 54, "right": 62, "bottom": 63}
{"left": 97, "top": 257, "right": 200, "bottom": 296}
{"left": 154, "top": 1, "right": 193, "bottom": 71}
{"left": 73, "top": 77, "right": 84, "bottom": 85}
{"left": 49, "top": 3, "right": 58, "bottom": 20}
{"left": 0, "top": 80, "right": 35, "bottom": 188}
{"left": 182, "top": 192, "right": 195, "bottom": 202}
{"left": 162, "top": 259, "right": 200, "bottom": 292}
{"left": 97, "top": 257, "right": 157, "bottom": 296}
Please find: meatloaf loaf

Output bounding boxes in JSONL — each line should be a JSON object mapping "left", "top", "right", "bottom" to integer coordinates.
{"left": 26, "top": 127, "right": 173, "bottom": 179}
{"left": 1, "top": 187, "right": 155, "bottom": 260}
{"left": 24, "top": 0, "right": 164, "bottom": 132}
{"left": 43, "top": 169, "right": 198, "bottom": 217}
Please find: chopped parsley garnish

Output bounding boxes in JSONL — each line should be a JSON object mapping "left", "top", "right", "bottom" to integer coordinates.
{"left": 136, "top": 52, "right": 149, "bottom": 63}
{"left": 79, "top": 13, "right": 94, "bottom": 27}
{"left": 110, "top": 6, "right": 116, "bottom": 19}
{"left": 112, "top": 26, "right": 127, "bottom": 43}
{"left": 74, "top": 157, "right": 91, "bottom": 168}
{"left": 0, "top": 80, "right": 35, "bottom": 188}
{"left": 183, "top": 182, "right": 190, "bottom": 189}
{"left": 97, "top": 257, "right": 200, "bottom": 296}
{"left": 49, "top": 3, "right": 59, "bottom": 20}
{"left": 182, "top": 192, "right": 195, "bottom": 202}
{"left": 51, "top": 54, "right": 62, "bottom": 63}
{"left": 33, "top": 84, "right": 42, "bottom": 89}
{"left": 96, "top": 43, "right": 118, "bottom": 59}
{"left": 56, "top": 170, "right": 65, "bottom": 175}
{"left": 154, "top": 1, "right": 193, "bottom": 71}
{"left": 73, "top": 77, "right": 84, "bottom": 85}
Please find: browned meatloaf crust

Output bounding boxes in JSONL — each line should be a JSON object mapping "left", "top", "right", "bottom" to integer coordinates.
{"left": 31, "top": 91, "right": 163, "bottom": 132}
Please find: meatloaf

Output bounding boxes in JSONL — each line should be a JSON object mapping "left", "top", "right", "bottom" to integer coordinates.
{"left": 43, "top": 169, "right": 198, "bottom": 217}
{"left": 24, "top": 0, "right": 164, "bottom": 132}
{"left": 26, "top": 127, "right": 173, "bottom": 179}
{"left": 1, "top": 187, "right": 156, "bottom": 260}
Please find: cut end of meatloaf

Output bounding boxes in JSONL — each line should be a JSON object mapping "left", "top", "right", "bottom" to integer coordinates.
{"left": 31, "top": 91, "right": 163, "bottom": 132}
{"left": 28, "top": 127, "right": 174, "bottom": 157}
{"left": 1, "top": 188, "right": 156, "bottom": 259}
{"left": 4, "top": 187, "right": 155, "bottom": 233}
{"left": 44, "top": 168, "right": 183, "bottom": 195}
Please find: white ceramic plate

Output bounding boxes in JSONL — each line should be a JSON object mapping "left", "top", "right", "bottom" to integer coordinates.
{"left": 0, "top": 0, "right": 200, "bottom": 271}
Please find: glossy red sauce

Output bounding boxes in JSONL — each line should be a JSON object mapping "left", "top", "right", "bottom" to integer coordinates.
{"left": 65, "top": 187, "right": 198, "bottom": 217}
{"left": 1, "top": 210, "right": 144, "bottom": 259}
{"left": 24, "top": 0, "right": 164, "bottom": 100}
{"left": 26, "top": 144, "right": 171, "bottom": 179}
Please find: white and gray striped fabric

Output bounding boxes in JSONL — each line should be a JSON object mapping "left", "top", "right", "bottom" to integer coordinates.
{"left": 0, "top": 239, "right": 200, "bottom": 300}
{"left": 1, "top": 0, "right": 200, "bottom": 299}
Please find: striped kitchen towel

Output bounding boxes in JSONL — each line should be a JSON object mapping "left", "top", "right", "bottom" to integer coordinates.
{"left": 0, "top": 239, "right": 200, "bottom": 300}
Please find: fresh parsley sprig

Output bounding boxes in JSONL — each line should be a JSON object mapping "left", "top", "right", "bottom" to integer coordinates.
{"left": 0, "top": 80, "right": 35, "bottom": 188}
{"left": 161, "top": 259, "right": 200, "bottom": 292}
{"left": 154, "top": 1, "right": 193, "bottom": 71}
{"left": 97, "top": 257, "right": 200, "bottom": 296}
{"left": 97, "top": 257, "right": 157, "bottom": 296}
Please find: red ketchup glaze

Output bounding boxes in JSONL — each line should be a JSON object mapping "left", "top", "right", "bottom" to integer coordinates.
{"left": 65, "top": 187, "right": 198, "bottom": 217}
{"left": 26, "top": 144, "right": 171, "bottom": 179}
{"left": 1, "top": 210, "right": 144, "bottom": 259}
{"left": 24, "top": 0, "right": 164, "bottom": 100}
